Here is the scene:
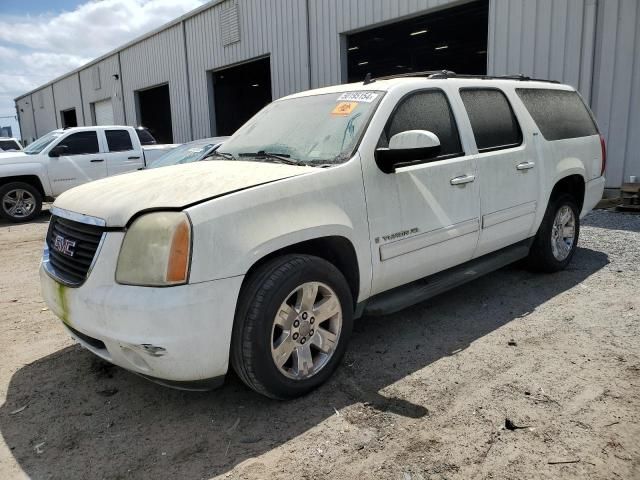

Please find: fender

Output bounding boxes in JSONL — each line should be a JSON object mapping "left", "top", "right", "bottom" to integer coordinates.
{"left": 186, "top": 157, "right": 373, "bottom": 302}
{"left": 0, "top": 161, "right": 53, "bottom": 196}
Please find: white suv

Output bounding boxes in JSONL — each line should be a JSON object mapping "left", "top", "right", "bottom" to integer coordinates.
{"left": 40, "top": 74, "right": 605, "bottom": 399}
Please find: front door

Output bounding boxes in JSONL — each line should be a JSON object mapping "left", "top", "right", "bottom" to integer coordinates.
{"left": 362, "top": 89, "right": 481, "bottom": 295}
{"left": 48, "top": 131, "right": 107, "bottom": 196}
{"left": 457, "top": 88, "right": 539, "bottom": 258}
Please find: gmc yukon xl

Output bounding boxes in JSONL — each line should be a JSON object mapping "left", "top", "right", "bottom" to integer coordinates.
{"left": 40, "top": 74, "right": 605, "bottom": 399}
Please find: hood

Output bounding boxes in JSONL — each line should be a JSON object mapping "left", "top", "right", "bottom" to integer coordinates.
{"left": 53, "top": 160, "right": 316, "bottom": 227}
{"left": 0, "top": 151, "right": 28, "bottom": 164}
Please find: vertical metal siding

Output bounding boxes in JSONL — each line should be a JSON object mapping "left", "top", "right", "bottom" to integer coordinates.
{"left": 308, "top": 0, "right": 462, "bottom": 88}
{"left": 185, "top": 0, "right": 310, "bottom": 139}
{"left": 15, "top": 96, "right": 36, "bottom": 142}
{"left": 52, "top": 75, "right": 84, "bottom": 126}
{"left": 120, "top": 24, "right": 192, "bottom": 142}
{"left": 79, "top": 54, "right": 125, "bottom": 125}
{"left": 32, "top": 87, "right": 57, "bottom": 136}
{"left": 591, "top": 0, "right": 640, "bottom": 187}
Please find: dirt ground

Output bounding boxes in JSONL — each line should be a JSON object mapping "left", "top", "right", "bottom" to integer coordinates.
{"left": 0, "top": 207, "right": 638, "bottom": 480}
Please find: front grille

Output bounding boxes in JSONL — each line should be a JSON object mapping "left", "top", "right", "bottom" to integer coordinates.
{"left": 46, "top": 215, "right": 105, "bottom": 286}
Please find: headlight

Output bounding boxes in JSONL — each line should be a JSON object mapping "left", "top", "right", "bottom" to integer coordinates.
{"left": 116, "top": 211, "right": 192, "bottom": 286}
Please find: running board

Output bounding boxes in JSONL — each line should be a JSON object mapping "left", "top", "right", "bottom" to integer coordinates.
{"left": 361, "top": 239, "right": 533, "bottom": 317}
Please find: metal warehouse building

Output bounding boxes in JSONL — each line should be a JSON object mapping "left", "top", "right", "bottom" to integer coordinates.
{"left": 14, "top": 0, "right": 640, "bottom": 190}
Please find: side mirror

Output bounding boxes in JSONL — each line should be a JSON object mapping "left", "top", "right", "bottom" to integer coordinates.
{"left": 49, "top": 145, "right": 68, "bottom": 158}
{"left": 375, "top": 130, "right": 441, "bottom": 174}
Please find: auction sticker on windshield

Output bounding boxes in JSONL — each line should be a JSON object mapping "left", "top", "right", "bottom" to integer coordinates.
{"left": 331, "top": 102, "right": 358, "bottom": 116}
{"left": 337, "top": 91, "right": 379, "bottom": 103}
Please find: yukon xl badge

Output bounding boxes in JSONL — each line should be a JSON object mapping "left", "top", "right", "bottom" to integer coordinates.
{"left": 53, "top": 234, "right": 76, "bottom": 257}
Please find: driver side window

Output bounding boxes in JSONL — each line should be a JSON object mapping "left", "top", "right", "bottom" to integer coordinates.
{"left": 380, "top": 90, "right": 464, "bottom": 159}
{"left": 56, "top": 132, "right": 100, "bottom": 155}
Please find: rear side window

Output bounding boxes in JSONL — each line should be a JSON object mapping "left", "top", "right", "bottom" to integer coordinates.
{"left": 0, "top": 140, "right": 20, "bottom": 151}
{"left": 105, "top": 130, "right": 133, "bottom": 152}
{"left": 460, "top": 88, "right": 522, "bottom": 152}
{"left": 381, "top": 90, "right": 463, "bottom": 158}
{"left": 58, "top": 131, "right": 99, "bottom": 155}
{"left": 516, "top": 88, "right": 598, "bottom": 140}
{"left": 136, "top": 128, "right": 156, "bottom": 145}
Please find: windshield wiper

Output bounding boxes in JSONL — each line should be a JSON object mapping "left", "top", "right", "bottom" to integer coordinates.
{"left": 238, "top": 151, "right": 306, "bottom": 166}
{"left": 208, "top": 150, "right": 235, "bottom": 160}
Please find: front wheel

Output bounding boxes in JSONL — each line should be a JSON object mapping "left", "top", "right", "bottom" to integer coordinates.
{"left": 526, "top": 193, "right": 580, "bottom": 272}
{"left": 231, "top": 254, "right": 353, "bottom": 399}
{"left": 0, "top": 182, "right": 43, "bottom": 223}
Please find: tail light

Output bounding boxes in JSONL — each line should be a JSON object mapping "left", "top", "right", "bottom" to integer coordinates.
{"left": 599, "top": 134, "right": 607, "bottom": 177}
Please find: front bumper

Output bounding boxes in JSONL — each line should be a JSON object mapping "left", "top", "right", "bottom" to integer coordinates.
{"left": 39, "top": 231, "right": 244, "bottom": 386}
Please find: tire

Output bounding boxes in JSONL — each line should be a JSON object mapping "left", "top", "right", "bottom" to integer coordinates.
{"left": 526, "top": 193, "right": 580, "bottom": 273}
{"left": 0, "top": 182, "right": 43, "bottom": 223}
{"left": 231, "top": 254, "right": 353, "bottom": 399}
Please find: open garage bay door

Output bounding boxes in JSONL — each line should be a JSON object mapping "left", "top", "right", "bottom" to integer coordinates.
{"left": 211, "top": 57, "right": 272, "bottom": 136}
{"left": 93, "top": 99, "right": 114, "bottom": 125}
{"left": 346, "top": 0, "right": 489, "bottom": 82}
{"left": 136, "top": 84, "right": 173, "bottom": 144}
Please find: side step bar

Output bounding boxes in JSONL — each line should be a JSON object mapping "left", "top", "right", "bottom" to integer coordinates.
{"left": 361, "top": 239, "right": 533, "bottom": 317}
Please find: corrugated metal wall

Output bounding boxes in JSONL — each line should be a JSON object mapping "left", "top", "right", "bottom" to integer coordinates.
{"left": 307, "top": 0, "right": 461, "bottom": 88}
{"left": 488, "top": 0, "right": 639, "bottom": 187}
{"left": 32, "top": 87, "right": 57, "bottom": 137}
{"left": 78, "top": 54, "right": 125, "bottom": 126}
{"left": 15, "top": 96, "right": 36, "bottom": 142}
{"left": 590, "top": 0, "right": 640, "bottom": 187}
{"left": 120, "top": 24, "right": 191, "bottom": 142}
{"left": 52, "top": 74, "right": 85, "bottom": 126}
{"left": 185, "top": 0, "right": 310, "bottom": 138}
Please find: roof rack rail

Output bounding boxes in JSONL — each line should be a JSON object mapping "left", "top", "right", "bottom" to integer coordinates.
{"left": 374, "top": 70, "right": 559, "bottom": 84}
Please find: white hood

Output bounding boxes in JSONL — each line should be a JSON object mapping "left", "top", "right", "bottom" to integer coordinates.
{"left": 53, "top": 160, "right": 315, "bottom": 227}
{"left": 0, "top": 151, "right": 28, "bottom": 164}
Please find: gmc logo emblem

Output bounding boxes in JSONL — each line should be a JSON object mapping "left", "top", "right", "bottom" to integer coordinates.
{"left": 53, "top": 234, "right": 76, "bottom": 257}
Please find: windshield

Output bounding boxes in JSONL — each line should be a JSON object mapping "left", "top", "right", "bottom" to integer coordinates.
{"left": 148, "top": 140, "right": 216, "bottom": 168}
{"left": 24, "top": 131, "right": 63, "bottom": 155}
{"left": 219, "top": 91, "right": 383, "bottom": 165}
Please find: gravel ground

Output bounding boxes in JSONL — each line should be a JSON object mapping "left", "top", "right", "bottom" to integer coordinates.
{"left": 0, "top": 208, "right": 639, "bottom": 479}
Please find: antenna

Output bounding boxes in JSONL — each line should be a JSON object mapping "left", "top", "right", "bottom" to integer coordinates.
{"left": 363, "top": 73, "right": 375, "bottom": 85}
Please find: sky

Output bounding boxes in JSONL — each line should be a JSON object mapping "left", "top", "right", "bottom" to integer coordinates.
{"left": 0, "top": 0, "right": 206, "bottom": 138}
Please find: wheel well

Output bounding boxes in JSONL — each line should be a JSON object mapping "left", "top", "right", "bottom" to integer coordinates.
{"left": 0, "top": 176, "right": 45, "bottom": 196}
{"left": 550, "top": 174, "right": 585, "bottom": 212}
{"left": 243, "top": 236, "right": 360, "bottom": 307}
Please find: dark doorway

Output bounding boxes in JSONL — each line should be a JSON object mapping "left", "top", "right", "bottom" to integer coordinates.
{"left": 212, "top": 57, "right": 272, "bottom": 136}
{"left": 136, "top": 84, "right": 173, "bottom": 143}
{"left": 61, "top": 108, "right": 78, "bottom": 128}
{"left": 346, "top": 0, "right": 489, "bottom": 82}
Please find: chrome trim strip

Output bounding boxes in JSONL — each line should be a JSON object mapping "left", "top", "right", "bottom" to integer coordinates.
{"left": 380, "top": 218, "right": 480, "bottom": 261}
{"left": 50, "top": 206, "right": 106, "bottom": 227}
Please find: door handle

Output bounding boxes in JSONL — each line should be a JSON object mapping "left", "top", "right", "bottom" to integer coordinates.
{"left": 516, "top": 161, "right": 535, "bottom": 170}
{"left": 128, "top": 156, "right": 140, "bottom": 160}
{"left": 90, "top": 159, "right": 104, "bottom": 163}
{"left": 450, "top": 174, "right": 475, "bottom": 185}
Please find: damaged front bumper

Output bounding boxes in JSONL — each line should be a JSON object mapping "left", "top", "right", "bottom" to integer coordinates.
{"left": 39, "top": 231, "right": 244, "bottom": 389}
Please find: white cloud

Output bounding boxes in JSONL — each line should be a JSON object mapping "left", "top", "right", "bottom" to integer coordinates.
{"left": 0, "top": 0, "right": 205, "bottom": 136}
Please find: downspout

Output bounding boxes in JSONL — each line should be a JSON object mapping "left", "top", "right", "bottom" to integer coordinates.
{"left": 77, "top": 72, "right": 86, "bottom": 125}
{"left": 182, "top": 20, "right": 195, "bottom": 141}
{"left": 306, "top": 0, "right": 312, "bottom": 89}
{"left": 51, "top": 85, "right": 59, "bottom": 128}
{"left": 30, "top": 94, "right": 38, "bottom": 139}
{"left": 117, "top": 52, "right": 127, "bottom": 124}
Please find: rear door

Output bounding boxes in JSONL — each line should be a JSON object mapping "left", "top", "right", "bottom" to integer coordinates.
{"left": 362, "top": 88, "right": 481, "bottom": 295}
{"left": 458, "top": 88, "right": 539, "bottom": 257}
{"left": 47, "top": 131, "right": 107, "bottom": 196}
{"left": 103, "top": 129, "right": 143, "bottom": 175}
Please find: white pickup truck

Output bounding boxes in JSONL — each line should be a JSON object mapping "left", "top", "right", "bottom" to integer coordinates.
{"left": 0, "top": 126, "right": 178, "bottom": 222}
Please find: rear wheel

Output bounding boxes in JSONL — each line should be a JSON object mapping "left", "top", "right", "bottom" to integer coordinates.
{"left": 527, "top": 193, "right": 580, "bottom": 272}
{"left": 0, "top": 182, "right": 42, "bottom": 223}
{"left": 231, "top": 254, "right": 353, "bottom": 399}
